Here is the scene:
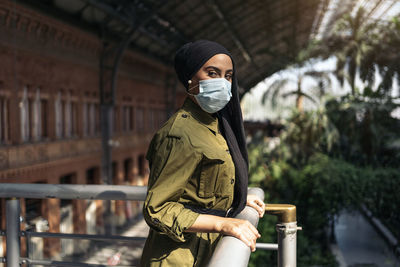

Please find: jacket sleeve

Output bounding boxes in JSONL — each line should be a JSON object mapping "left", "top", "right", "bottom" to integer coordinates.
{"left": 143, "top": 135, "right": 201, "bottom": 242}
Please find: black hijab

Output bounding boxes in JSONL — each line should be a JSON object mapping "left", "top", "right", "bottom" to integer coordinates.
{"left": 174, "top": 40, "right": 249, "bottom": 217}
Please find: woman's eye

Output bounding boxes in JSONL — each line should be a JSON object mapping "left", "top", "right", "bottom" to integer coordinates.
{"left": 225, "top": 74, "right": 232, "bottom": 80}
{"left": 208, "top": 71, "right": 218, "bottom": 77}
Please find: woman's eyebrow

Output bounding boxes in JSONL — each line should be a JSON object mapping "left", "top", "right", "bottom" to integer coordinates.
{"left": 205, "top": 66, "right": 233, "bottom": 72}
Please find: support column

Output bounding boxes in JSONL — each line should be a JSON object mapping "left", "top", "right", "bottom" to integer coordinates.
{"left": 132, "top": 154, "right": 139, "bottom": 186}
{"left": 73, "top": 170, "right": 88, "bottom": 254}
{"left": 6, "top": 199, "right": 20, "bottom": 267}
{"left": 19, "top": 198, "right": 26, "bottom": 257}
{"left": 72, "top": 170, "right": 86, "bottom": 234}
{"left": 1, "top": 198, "right": 5, "bottom": 258}
{"left": 43, "top": 198, "right": 60, "bottom": 258}
{"left": 114, "top": 160, "right": 126, "bottom": 227}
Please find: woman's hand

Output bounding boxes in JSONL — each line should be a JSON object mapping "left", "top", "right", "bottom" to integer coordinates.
{"left": 215, "top": 217, "right": 260, "bottom": 252}
{"left": 246, "top": 194, "right": 265, "bottom": 218}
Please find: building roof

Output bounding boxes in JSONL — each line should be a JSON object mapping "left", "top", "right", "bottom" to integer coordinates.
{"left": 17, "top": 0, "right": 330, "bottom": 96}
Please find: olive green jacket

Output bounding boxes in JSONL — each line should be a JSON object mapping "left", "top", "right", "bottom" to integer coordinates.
{"left": 141, "top": 98, "right": 235, "bottom": 267}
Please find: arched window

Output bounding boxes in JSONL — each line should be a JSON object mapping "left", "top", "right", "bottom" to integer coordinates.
{"left": 32, "top": 88, "right": 42, "bottom": 141}
{"left": 82, "top": 101, "right": 88, "bottom": 137}
{"left": 64, "top": 91, "right": 72, "bottom": 138}
{"left": 55, "top": 91, "right": 63, "bottom": 139}
{"left": 20, "top": 87, "right": 30, "bottom": 142}
{"left": 0, "top": 94, "right": 9, "bottom": 143}
{"left": 89, "top": 102, "right": 96, "bottom": 136}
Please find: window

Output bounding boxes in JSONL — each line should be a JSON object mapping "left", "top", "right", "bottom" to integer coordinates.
{"left": 112, "top": 161, "right": 117, "bottom": 184}
{"left": 83, "top": 100, "right": 99, "bottom": 137}
{"left": 82, "top": 102, "right": 88, "bottom": 137}
{"left": 138, "top": 154, "right": 145, "bottom": 177}
{"left": 60, "top": 174, "right": 73, "bottom": 208}
{"left": 71, "top": 101, "right": 78, "bottom": 137}
{"left": 123, "top": 158, "right": 133, "bottom": 182}
{"left": 0, "top": 96, "right": 9, "bottom": 143}
{"left": 20, "top": 87, "right": 30, "bottom": 142}
{"left": 89, "top": 102, "right": 96, "bottom": 136}
{"left": 122, "top": 106, "right": 134, "bottom": 132}
{"left": 149, "top": 109, "right": 155, "bottom": 132}
{"left": 55, "top": 91, "right": 63, "bottom": 139}
{"left": 25, "top": 198, "right": 44, "bottom": 225}
{"left": 136, "top": 107, "right": 144, "bottom": 133}
{"left": 113, "top": 105, "right": 119, "bottom": 133}
{"left": 95, "top": 103, "right": 100, "bottom": 135}
{"left": 40, "top": 99, "right": 48, "bottom": 138}
{"left": 86, "top": 167, "right": 100, "bottom": 184}
{"left": 32, "top": 88, "right": 42, "bottom": 141}
{"left": 64, "top": 91, "right": 72, "bottom": 138}
{"left": 25, "top": 181, "right": 46, "bottom": 225}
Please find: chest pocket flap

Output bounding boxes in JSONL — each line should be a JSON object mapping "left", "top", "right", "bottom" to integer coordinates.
{"left": 197, "top": 151, "right": 224, "bottom": 199}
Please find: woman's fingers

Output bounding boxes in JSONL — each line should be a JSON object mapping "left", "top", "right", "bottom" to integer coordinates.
{"left": 220, "top": 218, "right": 260, "bottom": 252}
{"left": 247, "top": 201, "right": 264, "bottom": 217}
{"left": 247, "top": 195, "right": 266, "bottom": 217}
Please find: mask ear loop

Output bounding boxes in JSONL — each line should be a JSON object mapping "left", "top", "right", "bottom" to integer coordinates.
{"left": 187, "top": 80, "right": 199, "bottom": 96}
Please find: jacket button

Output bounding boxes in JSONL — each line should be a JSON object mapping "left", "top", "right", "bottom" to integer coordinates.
{"left": 181, "top": 114, "right": 188, "bottom": 118}
{"left": 230, "top": 178, "right": 235, "bottom": 184}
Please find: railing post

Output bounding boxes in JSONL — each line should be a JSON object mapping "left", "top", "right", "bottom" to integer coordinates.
{"left": 265, "top": 204, "right": 299, "bottom": 267}
{"left": 6, "top": 199, "right": 21, "bottom": 267}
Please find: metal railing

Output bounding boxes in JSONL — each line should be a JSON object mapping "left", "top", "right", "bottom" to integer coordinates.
{"left": 0, "top": 183, "right": 299, "bottom": 267}
{"left": 208, "top": 188, "right": 301, "bottom": 267}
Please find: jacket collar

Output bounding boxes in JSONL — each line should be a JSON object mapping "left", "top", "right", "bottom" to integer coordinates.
{"left": 182, "top": 97, "right": 219, "bottom": 134}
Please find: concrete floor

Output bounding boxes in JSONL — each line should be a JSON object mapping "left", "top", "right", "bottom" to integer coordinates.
{"left": 334, "top": 211, "right": 399, "bottom": 267}
{"left": 72, "top": 219, "right": 150, "bottom": 267}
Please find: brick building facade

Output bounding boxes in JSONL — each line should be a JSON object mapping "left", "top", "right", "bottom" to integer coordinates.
{"left": 0, "top": 0, "right": 184, "bottom": 258}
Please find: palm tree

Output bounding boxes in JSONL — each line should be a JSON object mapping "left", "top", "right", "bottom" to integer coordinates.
{"left": 322, "top": 7, "right": 378, "bottom": 96}
{"left": 261, "top": 69, "right": 332, "bottom": 112}
{"left": 370, "top": 16, "right": 400, "bottom": 94}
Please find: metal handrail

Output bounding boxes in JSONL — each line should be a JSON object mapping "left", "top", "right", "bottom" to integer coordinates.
{"left": 208, "top": 189, "right": 300, "bottom": 267}
{"left": 0, "top": 184, "right": 299, "bottom": 267}
{"left": 0, "top": 183, "right": 147, "bottom": 200}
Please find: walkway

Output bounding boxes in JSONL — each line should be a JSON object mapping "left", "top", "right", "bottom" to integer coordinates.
{"left": 335, "top": 211, "right": 399, "bottom": 267}
{"left": 78, "top": 218, "right": 149, "bottom": 266}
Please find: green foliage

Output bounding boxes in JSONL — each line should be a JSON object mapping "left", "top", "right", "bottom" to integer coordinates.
{"left": 275, "top": 108, "right": 339, "bottom": 166}
{"left": 325, "top": 94, "right": 400, "bottom": 166}
{"left": 309, "top": 8, "right": 400, "bottom": 96}
{"left": 261, "top": 68, "right": 332, "bottom": 111}
{"left": 362, "top": 167, "right": 400, "bottom": 238}
{"left": 248, "top": 95, "right": 400, "bottom": 265}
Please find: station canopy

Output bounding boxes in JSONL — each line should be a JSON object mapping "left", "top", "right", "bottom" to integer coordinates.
{"left": 18, "top": 0, "right": 398, "bottom": 96}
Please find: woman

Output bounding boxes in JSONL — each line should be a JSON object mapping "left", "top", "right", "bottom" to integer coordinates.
{"left": 140, "top": 40, "right": 265, "bottom": 267}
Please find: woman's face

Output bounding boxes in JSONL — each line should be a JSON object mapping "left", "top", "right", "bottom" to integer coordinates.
{"left": 188, "top": 54, "right": 233, "bottom": 95}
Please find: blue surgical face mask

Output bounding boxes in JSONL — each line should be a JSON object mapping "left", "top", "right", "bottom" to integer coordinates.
{"left": 189, "top": 78, "right": 232, "bottom": 113}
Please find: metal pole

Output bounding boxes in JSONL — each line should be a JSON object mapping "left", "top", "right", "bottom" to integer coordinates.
{"left": 6, "top": 199, "right": 21, "bottom": 267}
{"left": 277, "top": 222, "right": 298, "bottom": 267}
{"left": 26, "top": 233, "right": 31, "bottom": 267}
{"left": 265, "top": 204, "right": 300, "bottom": 267}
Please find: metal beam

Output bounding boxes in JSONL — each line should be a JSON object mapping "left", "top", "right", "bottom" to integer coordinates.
{"left": 0, "top": 184, "right": 147, "bottom": 200}
{"left": 84, "top": 0, "right": 188, "bottom": 46}
{"left": 24, "top": 231, "right": 147, "bottom": 243}
{"left": 206, "top": 0, "right": 252, "bottom": 63}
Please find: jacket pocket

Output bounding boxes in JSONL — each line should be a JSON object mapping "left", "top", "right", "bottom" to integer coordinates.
{"left": 197, "top": 152, "right": 224, "bottom": 198}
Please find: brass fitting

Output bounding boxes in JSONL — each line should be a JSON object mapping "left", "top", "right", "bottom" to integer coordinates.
{"left": 265, "top": 204, "right": 297, "bottom": 223}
